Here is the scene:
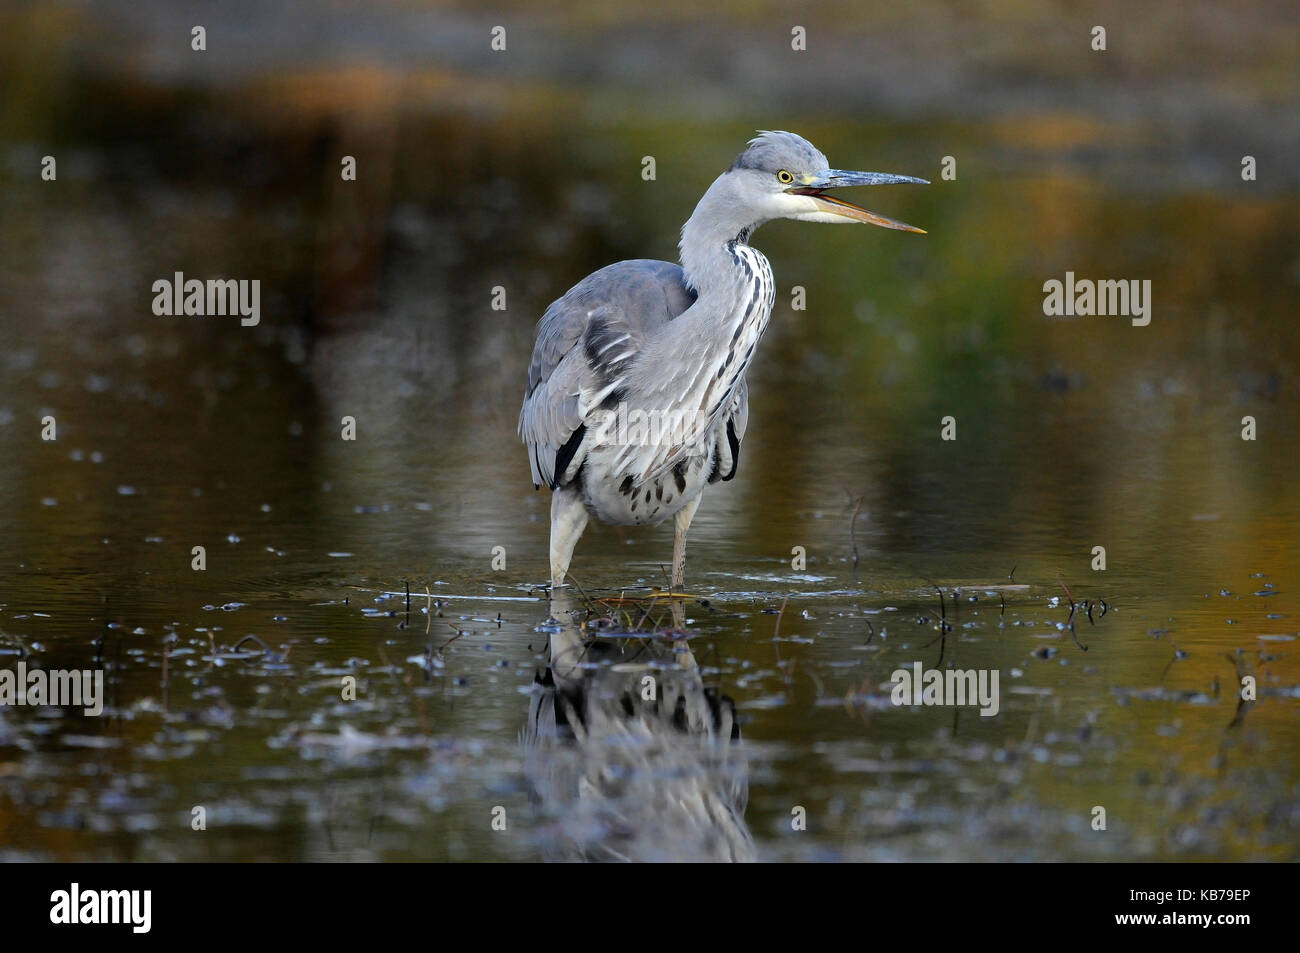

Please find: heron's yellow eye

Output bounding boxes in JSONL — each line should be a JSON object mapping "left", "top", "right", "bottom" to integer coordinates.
{"left": 777, "top": 170, "right": 794, "bottom": 184}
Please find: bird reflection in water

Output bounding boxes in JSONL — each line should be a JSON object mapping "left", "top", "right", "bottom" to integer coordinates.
{"left": 522, "top": 610, "right": 755, "bottom": 862}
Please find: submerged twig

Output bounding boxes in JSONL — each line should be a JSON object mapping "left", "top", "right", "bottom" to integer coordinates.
{"left": 849, "top": 496, "right": 864, "bottom": 569}
{"left": 563, "top": 571, "right": 598, "bottom": 614}
{"left": 1059, "top": 576, "right": 1087, "bottom": 651}
{"left": 439, "top": 621, "right": 466, "bottom": 652}
{"left": 1058, "top": 576, "right": 1076, "bottom": 611}
{"left": 1223, "top": 652, "right": 1254, "bottom": 731}
{"left": 233, "top": 633, "right": 269, "bottom": 655}
{"left": 936, "top": 585, "right": 952, "bottom": 634}
{"left": 922, "top": 585, "right": 953, "bottom": 661}
{"left": 773, "top": 595, "right": 790, "bottom": 641}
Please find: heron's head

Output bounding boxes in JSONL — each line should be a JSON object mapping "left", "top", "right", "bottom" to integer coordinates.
{"left": 725, "top": 130, "right": 927, "bottom": 233}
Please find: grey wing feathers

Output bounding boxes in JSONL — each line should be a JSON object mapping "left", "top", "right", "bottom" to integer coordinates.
{"left": 519, "top": 259, "right": 697, "bottom": 489}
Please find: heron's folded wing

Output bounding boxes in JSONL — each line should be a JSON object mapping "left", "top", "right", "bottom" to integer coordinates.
{"left": 519, "top": 260, "right": 695, "bottom": 490}
{"left": 519, "top": 350, "right": 584, "bottom": 490}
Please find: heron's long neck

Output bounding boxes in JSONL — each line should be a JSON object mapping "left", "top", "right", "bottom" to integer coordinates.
{"left": 678, "top": 175, "right": 767, "bottom": 299}
{"left": 647, "top": 176, "right": 774, "bottom": 423}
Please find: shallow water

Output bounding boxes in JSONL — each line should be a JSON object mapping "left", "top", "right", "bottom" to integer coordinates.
{"left": 0, "top": 3, "right": 1297, "bottom": 861}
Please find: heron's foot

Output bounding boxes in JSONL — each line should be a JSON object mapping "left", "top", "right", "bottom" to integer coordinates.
{"left": 547, "top": 580, "right": 574, "bottom": 607}
{"left": 547, "top": 583, "right": 580, "bottom": 622}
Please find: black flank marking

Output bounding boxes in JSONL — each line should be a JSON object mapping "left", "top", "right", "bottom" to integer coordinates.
{"left": 722, "top": 419, "right": 741, "bottom": 481}
{"left": 619, "top": 475, "right": 634, "bottom": 496}
{"left": 552, "top": 424, "right": 585, "bottom": 489}
{"left": 673, "top": 462, "right": 687, "bottom": 494}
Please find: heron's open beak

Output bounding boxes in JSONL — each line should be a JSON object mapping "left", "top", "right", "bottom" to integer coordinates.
{"left": 787, "top": 169, "right": 929, "bottom": 233}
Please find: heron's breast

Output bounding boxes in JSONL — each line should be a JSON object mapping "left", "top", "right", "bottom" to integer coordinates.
{"left": 578, "top": 449, "right": 711, "bottom": 527}
{"left": 711, "top": 244, "right": 774, "bottom": 398}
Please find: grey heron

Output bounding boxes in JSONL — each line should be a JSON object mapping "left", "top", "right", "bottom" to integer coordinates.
{"left": 520, "top": 131, "right": 927, "bottom": 592}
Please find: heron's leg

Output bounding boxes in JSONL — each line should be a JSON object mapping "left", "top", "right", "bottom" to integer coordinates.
{"left": 548, "top": 627, "right": 587, "bottom": 692}
{"left": 671, "top": 494, "right": 702, "bottom": 592}
{"left": 549, "top": 485, "right": 588, "bottom": 589}
{"left": 672, "top": 637, "right": 699, "bottom": 671}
